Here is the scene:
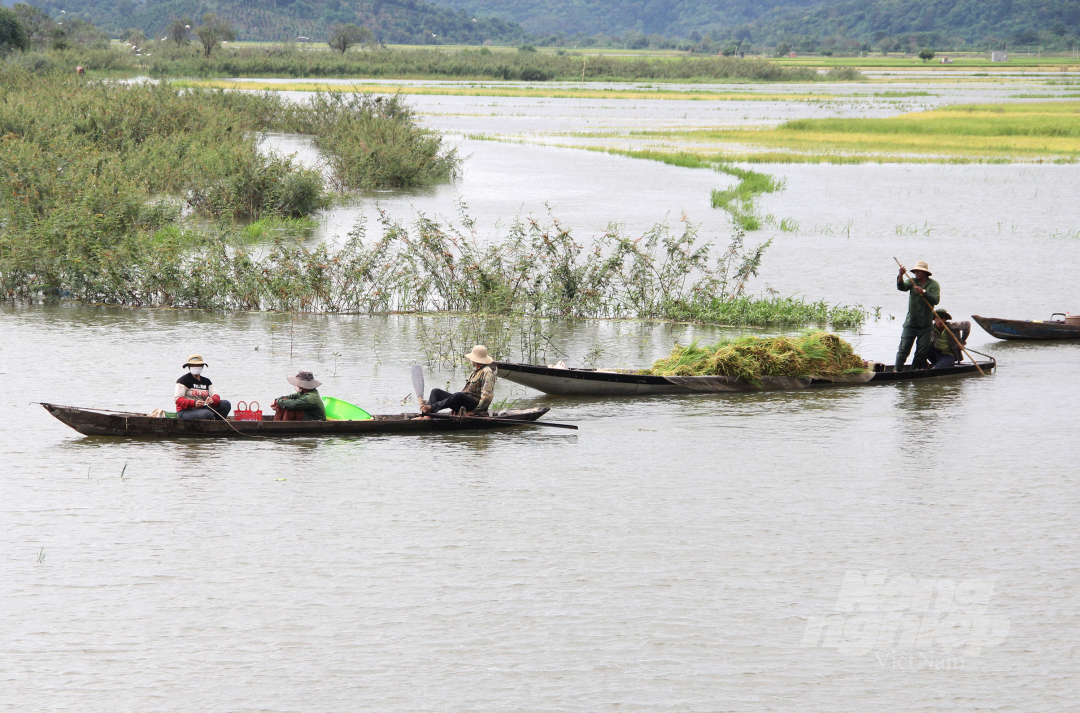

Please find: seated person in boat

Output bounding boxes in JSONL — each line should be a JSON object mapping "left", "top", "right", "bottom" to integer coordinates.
{"left": 271, "top": 371, "right": 326, "bottom": 421}
{"left": 927, "top": 309, "right": 971, "bottom": 369}
{"left": 421, "top": 345, "right": 496, "bottom": 416}
{"left": 175, "top": 354, "right": 232, "bottom": 420}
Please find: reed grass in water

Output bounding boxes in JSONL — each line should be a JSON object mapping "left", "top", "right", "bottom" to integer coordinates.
{"left": 644, "top": 331, "right": 866, "bottom": 384}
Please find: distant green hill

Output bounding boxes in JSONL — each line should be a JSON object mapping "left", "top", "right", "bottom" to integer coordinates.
{"left": 15, "top": 0, "right": 527, "bottom": 44}
{"left": 425, "top": 0, "right": 823, "bottom": 38}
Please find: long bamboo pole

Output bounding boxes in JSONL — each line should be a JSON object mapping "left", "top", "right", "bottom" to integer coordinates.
{"left": 894, "top": 258, "right": 985, "bottom": 376}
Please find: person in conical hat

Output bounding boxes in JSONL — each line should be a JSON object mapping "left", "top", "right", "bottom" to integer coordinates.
{"left": 420, "top": 345, "right": 497, "bottom": 416}
{"left": 895, "top": 260, "right": 941, "bottom": 370}
{"left": 271, "top": 370, "right": 326, "bottom": 421}
{"left": 175, "top": 354, "right": 232, "bottom": 420}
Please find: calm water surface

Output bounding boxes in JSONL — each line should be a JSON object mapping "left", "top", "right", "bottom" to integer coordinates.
{"left": 3, "top": 80, "right": 1079, "bottom": 711}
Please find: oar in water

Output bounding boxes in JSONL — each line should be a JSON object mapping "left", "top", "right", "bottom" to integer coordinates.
{"left": 410, "top": 365, "right": 578, "bottom": 431}
{"left": 894, "top": 257, "right": 985, "bottom": 376}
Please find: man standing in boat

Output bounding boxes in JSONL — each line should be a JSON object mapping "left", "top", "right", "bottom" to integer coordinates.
{"left": 895, "top": 260, "right": 940, "bottom": 370}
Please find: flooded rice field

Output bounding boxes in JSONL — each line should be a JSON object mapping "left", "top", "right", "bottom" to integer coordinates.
{"left": 4, "top": 76, "right": 1079, "bottom": 711}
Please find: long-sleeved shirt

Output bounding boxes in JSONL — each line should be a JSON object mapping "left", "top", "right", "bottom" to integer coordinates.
{"left": 934, "top": 320, "right": 971, "bottom": 360}
{"left": 462, "top": 366, "right": 496, "bottom": 413}
{"left": 274, "top": 389, "right": 326, "bottom": 421}
{"left": 897, "top": 276, "right": 940, "bottom": 331}
{"left": 175, "top": 374, "right": 220, "bottom": 411}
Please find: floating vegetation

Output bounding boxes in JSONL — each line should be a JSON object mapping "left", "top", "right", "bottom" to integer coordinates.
{"left": 579, "top": 148, "right": 787, "bottom": 230}
{"left": 709, "top": 164, "right": 786, "bottom": 231}
{"left": 643, "top": 331, "right": 867, "bottom": 384}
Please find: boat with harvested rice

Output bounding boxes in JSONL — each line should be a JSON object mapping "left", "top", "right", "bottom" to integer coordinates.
{"left": 973, "top": 314, "right": 1080, "bottom": 340}
{"left": 41, "top": 403, "right": 554, "bottom": 438}
{"left": 492, "top": 360, "right": 995, "bottom": 396}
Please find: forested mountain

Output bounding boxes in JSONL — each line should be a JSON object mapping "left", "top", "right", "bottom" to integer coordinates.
{"left": 428, "top": 0, "right": 821, "bottom": 38}
{"left": 5, "top": 0, "right": 1078, "bottom": 48}
{"left": 10, "top": 0, "right": 526, "bottom": 44}
{"left": 753, "top": 0, "right": 1080, "bottom": 48}
{"left": 430, "top": 0, "right": 1080, "bottom": 48}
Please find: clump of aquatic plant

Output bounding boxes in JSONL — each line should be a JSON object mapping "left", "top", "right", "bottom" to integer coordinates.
{"left": 644, "top": 331, "right": 867, "bottom": 384}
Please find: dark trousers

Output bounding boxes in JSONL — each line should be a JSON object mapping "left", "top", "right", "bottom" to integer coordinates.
{"left": 177, "top": 400, "right": 232, "bottom": 420}
{"left": 427, "top": 388, "right": 478, "bottom": 414}
{"left": 895, "top": 328, "right": 934, "bottom": 370}
{"left": 927, "top": 345, "right": 957, "bottom": 369}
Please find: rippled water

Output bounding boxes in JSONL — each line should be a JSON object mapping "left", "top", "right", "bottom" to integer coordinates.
{"left": 4, "top": 78, "right": 1080, "bottom": 711}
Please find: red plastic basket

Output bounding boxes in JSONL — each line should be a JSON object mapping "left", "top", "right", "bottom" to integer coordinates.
{"left": 234, "top": 401, "right": 263, "bottom": 421}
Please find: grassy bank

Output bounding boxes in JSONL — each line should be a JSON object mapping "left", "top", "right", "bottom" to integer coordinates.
{"left": 7, "top": 45, "right": 847, "bottom": 82}
{"left": 619, "top": 101, "right": 1080, "bottom": 163}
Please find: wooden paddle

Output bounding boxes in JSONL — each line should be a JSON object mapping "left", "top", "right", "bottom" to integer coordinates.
{"left": 894, "top": 258, "right": 985, "bottom": 376}
{"left": 410, "top": 365, "right": 578, "bottom": 430}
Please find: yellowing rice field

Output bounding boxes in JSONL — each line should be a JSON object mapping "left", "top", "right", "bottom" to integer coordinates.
{"left": 624, "top": 101, "right": 1080, "bottom": 162}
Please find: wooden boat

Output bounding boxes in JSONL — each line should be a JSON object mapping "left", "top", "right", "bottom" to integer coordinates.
{"left": 41, "top": 403, "right": 553, "bottom": 438}
{"left": 492, "top": 359, "right": 995, "bottom": 396}
{"left": 973, "top": 314, "right": 1080, "bottom": 340}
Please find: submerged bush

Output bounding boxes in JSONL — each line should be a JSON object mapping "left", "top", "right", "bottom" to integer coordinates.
{"left": 283, "top": 92, "right": 461, "bottom": 190}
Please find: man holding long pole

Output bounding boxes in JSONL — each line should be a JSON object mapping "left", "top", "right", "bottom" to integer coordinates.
{"left": 895, "top": 259, "right": 940, "bottom": 370}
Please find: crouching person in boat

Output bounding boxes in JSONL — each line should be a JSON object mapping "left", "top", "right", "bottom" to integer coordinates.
{"left": 271, "top": 371, "right": 326, "bottom": 421}
{"left": 927, "top": 309, "right": 971, "bottom": 369}
{"left": 421, "top": 345, "right": 496, "bottom": 416}
{"left": 175, "top": 354, "right": 232, "bottom": 420}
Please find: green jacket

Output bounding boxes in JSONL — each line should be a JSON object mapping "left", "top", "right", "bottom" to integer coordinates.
{"left": 275, "top": 389, "right": 326, "bottom": 421}
{"left": 897, "top": 277, "right": 940, "bottom": 331}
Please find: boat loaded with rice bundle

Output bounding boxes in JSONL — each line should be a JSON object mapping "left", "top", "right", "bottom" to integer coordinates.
{"left": 494, "top": 331, "right": 995, "bottom": 396}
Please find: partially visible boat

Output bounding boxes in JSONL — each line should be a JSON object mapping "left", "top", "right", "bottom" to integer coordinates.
{"left": 973, "top": 314, "right": 1080, "bottom": 341}
{"left": 41, "top": 403, "right": 553, "bottom": 438}
{"left": 493, "top": 359, "right": 995, "bottom": 396}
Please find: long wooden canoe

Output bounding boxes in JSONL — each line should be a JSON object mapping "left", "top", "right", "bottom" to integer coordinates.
{"left": 973, "top": 314, "right": 1080, "bottom": 340}
{"left": 492, "top": 359, "right": 995, "bottom": 396}
{"left": 41, "top": 403, "right": 553, "bottom": 438}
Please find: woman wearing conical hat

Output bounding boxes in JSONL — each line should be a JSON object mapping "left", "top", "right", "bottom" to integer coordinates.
{"left": 175, "top": 354, "right": 232, "bottom": 420}
{"left": 420, "top": 345, "right": 497, "bottom": 416}
{"left": 271, "top": 370, "right": 326, "bottom": 421}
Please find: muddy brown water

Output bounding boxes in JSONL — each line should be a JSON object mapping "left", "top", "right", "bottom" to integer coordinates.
{"left": 3, "top": 79, "right": 1079, "bottom": 711}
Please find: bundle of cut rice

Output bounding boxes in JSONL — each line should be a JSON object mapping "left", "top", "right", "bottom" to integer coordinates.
{"left": 643, "top": 331, "right": 866, "bottom": 384}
